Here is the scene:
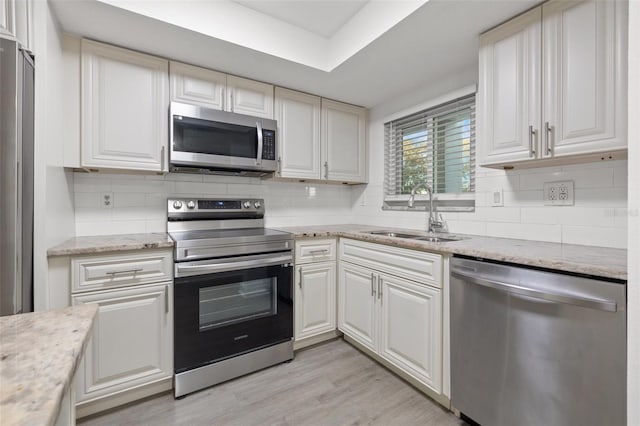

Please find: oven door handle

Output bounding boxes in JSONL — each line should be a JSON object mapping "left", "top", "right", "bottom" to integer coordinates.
{"left": 176, "top": 254, "right": 292, "bottom": 277}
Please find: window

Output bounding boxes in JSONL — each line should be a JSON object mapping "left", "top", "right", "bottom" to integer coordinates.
{"left": 383, "top": 93, "right": 475, "bottom": 211}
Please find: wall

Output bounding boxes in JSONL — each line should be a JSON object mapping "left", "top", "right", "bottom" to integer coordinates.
{"left": 73, "top": 173, "right": 353, "bottom": 235}
{"left": 351, "top": 70, "right": 628, "bottom": 249}
{"left": 627, "top": 0, "right": 639, "bottom": 422}
{"left": 32, "top": 0, "right": 76, "bottom": 310}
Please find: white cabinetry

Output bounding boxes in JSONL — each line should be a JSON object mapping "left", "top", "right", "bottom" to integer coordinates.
{"left": 338, "top": 238, "right": 443, "bottom": 395}
{"left": 274, "top": 89, "right": 367, "bottom": 183}
{"left": 294, "top": 239, "right": 337, "bottom": 348}
{"left": 170, "top": 61, "right": 274, "bottom": 119}
{"left": 81, "top": 40, "right": 169, "bottom": 172}
{"left": 0, "top": 0, "right": 13, "bottom": 37}
{"left": 56, "top": 248, "right": 174, "bottom": 418}
{"left": 479, "top": 0, "right": 627, "bottom": 168}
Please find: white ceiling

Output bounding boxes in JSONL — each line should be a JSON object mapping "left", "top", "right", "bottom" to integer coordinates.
{"left": 233, "top": 0, "right": 369, "bottom": 38}
{"left": 50, "top": 0, "right": 539, "bottom": 109}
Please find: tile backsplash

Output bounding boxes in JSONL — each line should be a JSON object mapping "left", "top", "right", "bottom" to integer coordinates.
{"left": 351, "top": 159, "right": 628, "bottom": 249}
{"left": 73, "top": 173, "right": 354, "bottom": 236}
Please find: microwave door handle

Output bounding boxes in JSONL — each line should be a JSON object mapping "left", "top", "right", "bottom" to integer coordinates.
{"left": 256, "top": 121, "right": 263, "bottom": 166}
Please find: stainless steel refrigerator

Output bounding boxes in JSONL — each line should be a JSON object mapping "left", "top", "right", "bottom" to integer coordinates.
{"left": 0, "top": 37, "right": 34, "bottom": 316}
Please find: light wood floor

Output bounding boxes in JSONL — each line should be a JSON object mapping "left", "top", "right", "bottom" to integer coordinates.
{"left": 79, "top": 339, "right": 465, "bottom": 426}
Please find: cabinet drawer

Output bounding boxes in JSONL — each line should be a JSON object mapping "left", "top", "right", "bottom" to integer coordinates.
{"left": 295, "top": 239, "right": 336, "bottom": 263}
{"left": 72, "top": 249, "right": 173, "bottom": 293}
{"left": 339, "top": 238, "right": 442, "bottom": 288}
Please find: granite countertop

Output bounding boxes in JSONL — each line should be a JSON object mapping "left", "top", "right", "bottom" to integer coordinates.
{"left": 0, "top": 304, "right": 98, "bottom": 426}
{"left": 47, "top": 233, "right": 174, "bottom": 257}
{"left": 276, "top": 224, "right": 628, "bottom": 281}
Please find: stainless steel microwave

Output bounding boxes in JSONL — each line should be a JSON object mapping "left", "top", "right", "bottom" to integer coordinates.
{"left": 169, "top": 102, "right": 277, "bottom": 176}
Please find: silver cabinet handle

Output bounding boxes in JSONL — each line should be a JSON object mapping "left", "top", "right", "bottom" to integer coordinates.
{"left": 545, "top": 121, "right": 553, "bottom": 155}
{"left": 377, "top": 276, "right": 382, "bottom": 300}
{"left": 165, "top": 285, "right": 169, "bottom": 314}
{"left": 298, "top": 266, "right": 303, "bottom": 289}
{"left": 106, "top": 268, "right": 143, "bottom": 276}
{"left": 277, "top": 156, "right": 282, "bottom": 176}
{"left": 371, "top": 273, "right": 376, "bottom": 297}
{"left": 309, "top": 249, "right": 329, "bottom": 254}
{"left": 528, "top": 125, "right": 537, "bottom": 158}
{"left": 161, "top": 146, "right": 165, "bottom": 171}
{"left": 230, "top": 91, "right": 234, "bottom": 112}
{"left": 221, "top": 87, "right": 225, "bottom": 110}
{"left": 324, "top": 161, "right": 328, "bottom": 179}
{"left": 451, "top": 269, "right": 617, "bottom": 312}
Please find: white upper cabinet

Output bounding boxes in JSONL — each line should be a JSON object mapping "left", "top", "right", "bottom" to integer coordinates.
{"left": 479, "top": 8, "right": 541, "bottom": 165}
{"left": 0, "top": 0, "right": 13, "bottom": 37}
{"left": 170, "top": 61, "right": 226, "bottom": 111}
{"left": 542, "top": 0, "right": 626, "bottom": 158}
{"left": 275, "top": 87, "right": 322, "bottom": 180}
{"left": 81, "top": 40, "right": 169, "bottom": 172}
{"left": 226, "top": 75, "right": 274, "bottom": 119}
{"left": 322, "top": 99, "right": 367, "bottom": 183}
{"left": 170, "top": 63, "right": 274, "bottom": 119}
{"left": 479, "top": 0, "right": 627, "bottom": 168}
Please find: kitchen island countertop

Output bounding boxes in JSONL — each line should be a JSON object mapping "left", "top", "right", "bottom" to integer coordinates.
{"left": 0, "top": 304, "right": 98, "bottom": 425}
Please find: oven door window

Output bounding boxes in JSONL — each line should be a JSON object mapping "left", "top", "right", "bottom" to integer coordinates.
{"left": 199, "top": 277, "right": 277, "bottom": 331}
{"left": 173, "top": 115, "right": 258, "bottom": 158}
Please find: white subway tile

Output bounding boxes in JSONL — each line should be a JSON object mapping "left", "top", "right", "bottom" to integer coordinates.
{"left": 74, "top": 175, "right": 111, "bottom": 193}
{"left": 475, "top": 174, "right": 520, "bottom": 192}
{"left": 112, "top": 179, "right": 175, "bottom": 194}
{"left": 145, "top": 220, "right": 167, "bottom": 233}
{"left": 613, "top": 162, "right": 628, "bottom": 187}
{"left": 113, "top": 193, "right": 146, "bottom": 207}
{"left": 447, "top": 220, "right": 487, "bottom": 236}
{"left": 485, "top": 222, "right": 562, "bottom": 243}
{"left": 75, "top": 207, "right": 112, "bottom": 223}
{"left": 74, "top": 193, "right": 100, "bottom": 208}
{"left": 561, "top": 226, "right": 627, "bottom": 249}
{"left": 463, "top": 207, "right": 521, "bottom": 223}
{"left": 503, "top": 190, "right": 544, "bottom": 206}
{"left": 520, "top": 207, "right": 560, "bottom": 225}
{"left": 175, "top": 182, "right": 227, "bottom": 195}
{"left": 519, "top": 168, "right": 614, "bottom": 190}
{"left": 574, "top": 188, "right": 628, "bottom": 207}
{"left": 556, "top": 207, "right": 626, "bottom": 228}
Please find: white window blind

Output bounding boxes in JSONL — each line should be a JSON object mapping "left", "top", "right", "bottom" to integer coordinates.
{"left": 383, "top": 93, "right": 476, "bottom": 211}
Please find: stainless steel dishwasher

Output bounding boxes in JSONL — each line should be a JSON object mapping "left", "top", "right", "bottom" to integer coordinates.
{"left": 450, "top": 256, "right": 626, "bottom": 426}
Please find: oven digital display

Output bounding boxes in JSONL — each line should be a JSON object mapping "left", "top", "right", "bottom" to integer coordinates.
{"left": 198, "top": 200, "right": 242, "bottom": 210}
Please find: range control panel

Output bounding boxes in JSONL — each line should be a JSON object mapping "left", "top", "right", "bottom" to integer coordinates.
{"left": 168, "top": 198, "right": 265, "bottom": 218}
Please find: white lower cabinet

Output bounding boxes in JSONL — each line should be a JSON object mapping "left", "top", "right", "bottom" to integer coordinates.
{"left": 295, "top": 262, "right": 336, "bottom": 340}
{"left": 338, "top": 238, "right": 443, "bottom": 395}
{"left": 72, "top": 282, "right": 173, "bottom": 404}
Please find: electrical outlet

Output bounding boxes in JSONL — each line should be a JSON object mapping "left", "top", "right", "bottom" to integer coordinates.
{"left": 543, "top": 181, "right": 574, "bottom": 206}
{"left": 491, "top": 188, "right": 504, "bottom": 207}
{"left": 102, "top": 192, "right": 113, "bottom": 208}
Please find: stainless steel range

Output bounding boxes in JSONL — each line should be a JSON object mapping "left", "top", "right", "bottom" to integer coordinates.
{"left": 168, "top": 198, "right": 294, "bottom": 398}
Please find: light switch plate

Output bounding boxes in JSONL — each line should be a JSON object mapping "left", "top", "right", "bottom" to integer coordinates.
{"left": 544, "top": 181, "right": 574, "bottom": 206}
{"left": 491, "top": 188, "right": 504, "bottom": 207}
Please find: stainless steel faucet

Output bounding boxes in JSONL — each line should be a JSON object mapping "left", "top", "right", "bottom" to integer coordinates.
{"left": 408, "top": 183, "right": 444, "bottom": 233}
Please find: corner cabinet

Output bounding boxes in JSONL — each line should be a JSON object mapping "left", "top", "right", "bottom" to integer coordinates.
{"left": 170, "top": 61, "right": 274, "bottom": 119}
{"left": 274, "top": 88, "right": 367, "bottom": 184}
{"left": 479, "top": 0, "right": 627, "bottom": 168}
{"left": 81, "top": 40, "right": 169, "bottom": 172}
{"left": 338, "top": 239, "right": 443, "bottom": 396}
{"left": 294, "top": 239, "right": 337, "bottom": 348}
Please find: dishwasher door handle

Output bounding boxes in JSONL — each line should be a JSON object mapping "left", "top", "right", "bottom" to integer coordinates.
{"left": 451, "top": 269, "right": 617, "bottom": 312}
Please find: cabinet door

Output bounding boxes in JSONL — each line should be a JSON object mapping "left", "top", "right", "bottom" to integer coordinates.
{"left": 379, "top": 274, "right": 442, "bottom": 393}
{"left": 275, "top": 88, "right": 321, "bottom": 180}
{"left": 295, "top": 261, "right": 336, "bottom": 341}
{"left": 478, "top": 7, "right": 541, "bottom": 166}
{"left": 81, "top": 40, "right": 169, "bottom": 172}
{"left": 226, "top": 75, "right": 274, "bottom": 119}
{"left": 0, "top": 0, "right": 13, "bottom": 37}
{"left": 170, "top": 61, "right": 226, "bottom": 110}
{"left": 542, "top": 0, "right": 626, "bottom": 157}
{"left": 321, "top": 99, "right": 367, "bottom": 183}
{"left": 338, "top": 262, "right": 376, "bottom": 351}
{"left": 73, "top": 283, "right": 173, "bottom": 402}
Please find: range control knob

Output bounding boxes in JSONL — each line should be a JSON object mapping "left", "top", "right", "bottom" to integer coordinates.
{"left": 254, "top": 201, "right": 262, "bottom": 209}
{"left": 243, "top": 201, "right": 252, "bottom": 209}
{"left": 187, "top": 201, "right": 196, "bottom": 209}
{"left": 173, "top": 201, "right": 183, "bottom": 209}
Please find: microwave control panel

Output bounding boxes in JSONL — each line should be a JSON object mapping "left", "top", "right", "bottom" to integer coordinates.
{"left": 262, "top": 130, "right": 276, "bottom": 161}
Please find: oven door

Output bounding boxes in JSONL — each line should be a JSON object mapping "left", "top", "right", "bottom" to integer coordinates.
{"left": 170, "top": 102, "right": 276, "bottom": 172}
{"left": 174, "top": 252, "right": 293, "bottom": 373}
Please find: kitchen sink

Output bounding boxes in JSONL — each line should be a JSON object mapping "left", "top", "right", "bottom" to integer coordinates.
{"left": 366, "top": 230, "right": 464, "bottom": 243}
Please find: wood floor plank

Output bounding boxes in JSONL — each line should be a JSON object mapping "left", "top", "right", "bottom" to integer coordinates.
{"left": 79, "top": 339, "right": 465, "bottom": 426}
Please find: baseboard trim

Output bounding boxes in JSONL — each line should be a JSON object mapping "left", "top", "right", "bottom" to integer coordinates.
{"left": 294, "top": 329, "right": 342, "bottom": 351}
{"left": 76, "top": 377, "right": 173, "bottom": 419}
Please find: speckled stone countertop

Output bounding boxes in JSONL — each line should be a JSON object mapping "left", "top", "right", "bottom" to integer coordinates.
{"left": 276, "top": 224, "right": 628, "bottom": 281}
{"left": 0, "top": 304, "right": 98, "bottom": 426}
{"left": 47, "top": 233, "right": 174, "bottom": 257}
